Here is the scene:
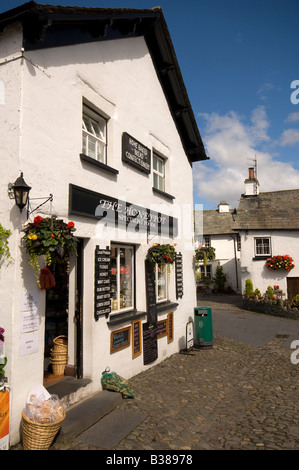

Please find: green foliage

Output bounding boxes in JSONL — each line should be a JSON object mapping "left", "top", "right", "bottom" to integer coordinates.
{"left": 267, "top": 285, "right": 274, "bottom": 299}
{"left": 146, "top": 244, "right": 176, "bottom": 267}
{"left": 245, "top": 279, "right": 254, "bottom": 296}
{"left": 0, "top": 223, "right": 11, "bottom": 264}
{"left": 213, "top": 263, "right": 227, "bottom": 292}
{"left": 22, "top": 215, "right": 77, "bottom": 285}
{"left": 195, "top": 246, "right": 216, "bottom": 266}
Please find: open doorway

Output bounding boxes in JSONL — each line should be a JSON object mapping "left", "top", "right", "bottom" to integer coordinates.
{"left": 43, "top": 238, "right": 84, "bottom": 384}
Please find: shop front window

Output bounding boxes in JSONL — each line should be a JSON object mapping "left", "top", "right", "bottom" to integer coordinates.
{"left": 155, "top": 264, "right": 168, "bottom": 302}
{"left": 111, "top": 245, "right": 134, "bottom": 312}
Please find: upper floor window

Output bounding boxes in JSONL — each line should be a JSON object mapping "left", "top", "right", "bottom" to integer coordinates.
{"left": 153, "top": 153, "right": 165, "bottom": 192}
{"left": 255, "top": 237, "right": 271, "bottom": 257}
{"left": 82, "top": 104, "right": 107, "bottom": 164}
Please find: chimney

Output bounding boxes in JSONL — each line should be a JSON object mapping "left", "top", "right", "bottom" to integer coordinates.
{"left": 244, "top": 167, "right": 259, "bottom": 196}
{"left": 218, "top": 201, "right": 230, "bottom": 213}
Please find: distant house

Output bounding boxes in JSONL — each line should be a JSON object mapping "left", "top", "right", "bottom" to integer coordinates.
{"left": 194, "top": 201, "right": 240, "bottom": 293}
{"left": 195, "top": 168, "right": 299, "bottom": 299}
{"left": 234, "top": 170, "right": 299, "bottom": 300}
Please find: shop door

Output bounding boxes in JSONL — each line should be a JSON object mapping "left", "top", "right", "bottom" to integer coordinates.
{"left": 44, "top": 238, "right": 84, "bottom": 382}
{"left": 44, "top": 263, "right": 69, "bottom": 382}
{"left": 287, "top": 278, "right": 299, "bottom": 301}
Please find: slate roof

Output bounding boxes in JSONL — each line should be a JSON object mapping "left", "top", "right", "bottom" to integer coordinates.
{"left": 195, "top": 209, "right": 236, "bottom": 235}
{"left": 195, "top": 189, "right": 299, "bottom": 235}
{"left": 0, "top": 1, "right": 208, "bottom": 165}
{"left": 233, "top": 190, "right": 299, "bottom": 231}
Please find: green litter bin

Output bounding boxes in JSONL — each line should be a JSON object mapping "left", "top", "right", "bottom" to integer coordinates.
{"left": 194, "top": 306, "right": 213, "bottom": 348}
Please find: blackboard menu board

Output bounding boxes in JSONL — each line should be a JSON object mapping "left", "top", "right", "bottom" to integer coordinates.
{"left": 111, "top": 326, "right": 131, "bottom": 353}
{"left": 145, "top": 260, "right": 157, "bottom": 324}
{"left": 132, "top": 319, "right": 142, "bottom": 359}
{"left": 175, "top": 252, "right": 184, "bottom": 299}
{"left": 143, "top": 322, "right": 158, "bottom": 365}
{"left": 94, "top": 246, "right": 111, "bottom": 320}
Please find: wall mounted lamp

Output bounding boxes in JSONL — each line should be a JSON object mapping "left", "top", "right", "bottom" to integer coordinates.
{"left": 8, "top": 172, "right": 53, "bottom": 217}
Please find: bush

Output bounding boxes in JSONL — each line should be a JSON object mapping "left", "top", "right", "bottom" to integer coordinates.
{"left": 245, "top": 279, "right": 254, "bottom": 296}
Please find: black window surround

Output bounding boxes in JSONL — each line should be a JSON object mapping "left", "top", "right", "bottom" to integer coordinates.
{"left": 80, "top": 153, "right": 119, "bottom": 175}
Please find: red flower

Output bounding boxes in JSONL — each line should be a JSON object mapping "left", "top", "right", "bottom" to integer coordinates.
{"left": 164, "top": 254, "right": 169, "bottom": 259}
{"left": 34, "top": 216, "right": 43, "bottom": 226}
{"left": 68, "top": 221, "right": 75, "bottom": 229}
{"left": 51, "top": 233, "right": 55, "bottom": 238}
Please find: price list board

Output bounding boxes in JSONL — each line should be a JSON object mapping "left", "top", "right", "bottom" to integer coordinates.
{"left": 94, "top": 246, "right": 111, "bottom": 320}
{"left": 175, "top": 252, "right": 184, "bottom": 299}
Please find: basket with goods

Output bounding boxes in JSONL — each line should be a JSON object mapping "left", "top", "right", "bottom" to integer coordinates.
{"left": 22, "top": 384, "right": 65, "bottom": 450}
{"left": 50, "top": 336, "right": 68, "bottom": 375}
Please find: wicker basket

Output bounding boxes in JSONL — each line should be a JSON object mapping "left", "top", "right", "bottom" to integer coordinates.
{"left": 53, "top": 335, "right": 67, "bottom": 353}
{"left": 50, "top": 357, "right": 67, "bottom": 376}
{"left": 22, "top": 408, "right": 65, "bottom": 450}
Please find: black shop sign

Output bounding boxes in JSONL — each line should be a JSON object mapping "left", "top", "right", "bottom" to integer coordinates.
{"left": 69, "top": 184, "right": 178, "bottom": 237}
{"left": 122, "top": 132, "right": 151, "bottom": 174}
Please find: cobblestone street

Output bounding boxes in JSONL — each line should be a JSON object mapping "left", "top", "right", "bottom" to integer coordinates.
{"left": 56, "top": 332, "right": 299, "bottom": 451}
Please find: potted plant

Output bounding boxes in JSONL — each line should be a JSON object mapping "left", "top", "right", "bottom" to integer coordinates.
{"left": 195, "top": 246, "right": 215, "bottom": 266}
{"left": 265, "top": 255, "right": 295, "bottom": 272}
{"left": 22, "top": 215, "right": 77, "bottom": 288}
{"left": 146, "top": 243, "right": 176, "bottom": 268}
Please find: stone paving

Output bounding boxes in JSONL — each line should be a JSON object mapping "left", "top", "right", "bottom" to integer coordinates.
{"left": 55, "top": 332, "right": 299, "bottom": 451}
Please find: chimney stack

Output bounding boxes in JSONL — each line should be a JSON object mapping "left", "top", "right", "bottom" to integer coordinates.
{"left": 244, "top": 167, "right": 259, "bottom": 196}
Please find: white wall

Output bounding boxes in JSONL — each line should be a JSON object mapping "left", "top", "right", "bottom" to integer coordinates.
{"left": 239, "top": 230, "right": 299, "bottom": 296}
{"left": 0, "top": 29, "right": 197, "bottom": 444}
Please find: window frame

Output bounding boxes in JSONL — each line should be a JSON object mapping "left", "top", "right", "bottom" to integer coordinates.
{"left": 110, "top": 244, "right": 135, "bottom": 314}
{"left": 82, "top": 104, "right": 107, "bottom": 164}
{"left": 153, "top": 153, "right": 165, "bottom": 192}
{"left": 254, "top": 237, "right": 271, "bottom": 257}
{"left": 154, "top": 263, "right": 169, "bottom": 303}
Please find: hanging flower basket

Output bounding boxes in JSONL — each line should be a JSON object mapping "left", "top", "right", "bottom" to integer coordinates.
{"left": 265, "top": 255, "right": 295, "bottom": 272}
{"left": 146, "top": 243, "right": 176, "bottom": 267}
{"left": 195, "top": 246, "right": 216, "bottom": 266}
{"left": 22, "top": 216, "right": 77, "bottom": 287}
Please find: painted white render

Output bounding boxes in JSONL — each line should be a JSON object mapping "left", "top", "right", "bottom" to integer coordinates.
{"left": 239, "top": 230, "right": 299, "bottom": 297}
{"left": 0, "top": 15, "right": 205, "bottom": 445}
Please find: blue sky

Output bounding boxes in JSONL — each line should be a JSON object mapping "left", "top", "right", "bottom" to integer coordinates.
{"left": 1, "top": 0, "right": 299, "bottom": 209}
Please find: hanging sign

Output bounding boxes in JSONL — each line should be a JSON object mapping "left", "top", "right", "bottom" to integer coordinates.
{"left": 94, "top": 246, "right": 111, "bottom": 320}
{"left": 175, "top": 252, "right": 184, "bottom": 299}
{"left": 122, "top": 132, "right": 151, "bottom": 174}
{"left": 145, "top": 260, "right": 157, "bottom": 325}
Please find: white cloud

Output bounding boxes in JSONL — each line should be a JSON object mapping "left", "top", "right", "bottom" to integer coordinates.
{"left": 280, "top": 128, "right": 299, "bottom": 146}
{"left": 285, "top": 112, "right": 299, "bottom": 123}
{"left": 194, "top": 106, "right": 299, "bottom": 208}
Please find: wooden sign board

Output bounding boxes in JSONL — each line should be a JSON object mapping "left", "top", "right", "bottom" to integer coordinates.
{"left": 110, "top": 326, "right": 131, "bottom": 354}
{"left": 132, "top": 319, "right": 142, "bottom": 359}
{"left": 157, "top": 319, "right": 167, "bottom": 339}
{"left": 167, "top": 312, "right": 174, "bottom": 344}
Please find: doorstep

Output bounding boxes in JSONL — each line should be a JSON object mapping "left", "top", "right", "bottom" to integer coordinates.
{"left": 54, "top": 389, "right": 123, "bottom": 443}
{"left": 46, "top": 376, "right": 123, "bottom": 444}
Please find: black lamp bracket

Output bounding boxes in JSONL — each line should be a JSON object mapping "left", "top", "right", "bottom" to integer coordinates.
{"left": 28, "top": 194, "right": 53, "bottom": 217}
